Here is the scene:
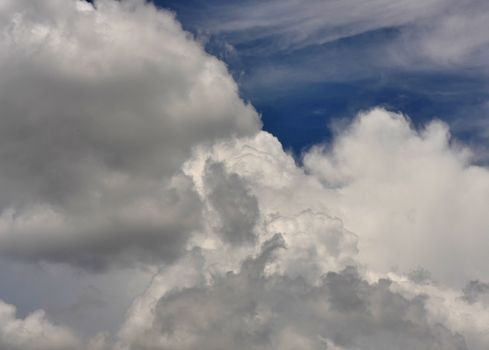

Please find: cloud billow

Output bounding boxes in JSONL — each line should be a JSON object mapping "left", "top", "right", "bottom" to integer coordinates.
{"left": 0, "top": 300, "right": 81, "bottom": 350}
{"left": 0, "top": 1, "right": 488, "bottom": 349}
{"left": 0, "top": 0, "right": 260, "bottom": 269}
{"left": 144, "top": 244, "right": 467, "bottom": 350}
{"left": 116, "top": 109, "right": 489, "bottom": 349}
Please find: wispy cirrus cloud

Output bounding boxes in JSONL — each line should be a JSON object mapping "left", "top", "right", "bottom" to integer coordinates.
{"left": 181, "top": 0, "right": 489, "bottom": 70}
{"left": 160, "top": 0, "right": 489, "bottom": 153}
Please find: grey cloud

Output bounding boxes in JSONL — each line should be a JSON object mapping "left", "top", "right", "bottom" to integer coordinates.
{"left": 319, "top": 270, "right": 467, "bottom": 350}
{"left": 408, "top": 268, "right": 433, "bottom": 285}
{"left": 204, "top": 161, "right": 259, "bottom": 245}
{"left": 462, "top": 280, "right": 489, "bottom": 304}
{"left": 123, "top": 238, "right": 467, "bottom": 350}
{"left": 1, "top": 1, "right": 489, "bottom": 348}
{"left": 0, "top": 300, "right": 81, "bottom": 350}
{"left": 109, "top": 111, "right": 489, "bottom": 350}
{"left": 0, "top": 172, "right": 202, "bottom": 271}
{"left": 0, "top": 0, "right": 260, "bottom": 269}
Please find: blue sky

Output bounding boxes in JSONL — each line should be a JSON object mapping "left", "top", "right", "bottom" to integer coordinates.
{"left": 155, "top": 0, "right": 489, "bottom": 155}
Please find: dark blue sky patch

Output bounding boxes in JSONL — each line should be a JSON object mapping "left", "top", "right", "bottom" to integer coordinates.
{"left": 154, "top": 0, "right": 489, "bottom": 155}
{"left": 245, "top": 74, "right": 489, "bottom": 153}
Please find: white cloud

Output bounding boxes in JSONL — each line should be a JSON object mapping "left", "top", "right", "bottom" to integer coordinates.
{"left": 180, "top": 108, "right": 489, "bottom": 287}
{"left": 304, "top": 108, "right": 489, "bottom": 286}
{"left": 394, "top": 1, "right": 489, "bottom": 69}
{"left": 0, "top": 300, "right": 81, "bottom": 350}
{"left": 191, "top": 0, "right": 489, "bottom": 83}
{"left": 201, "top": 0, "right": 447, "bottom": 54}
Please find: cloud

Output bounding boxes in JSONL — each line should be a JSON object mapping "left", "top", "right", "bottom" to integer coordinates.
{"left": 182, "top": 131, "right": 359, "bottom": 282}
{"left": 394, "top": 0, "right": 489, "bottom": 68}
{"left": 203, "top": 161, "right": 259, "bottom": 245}
{"left": 182, "top": 0, "right": 489, "bottom": 91}
{"left": 0, "top": 300, "right": 81, "bottom": 350}
{"left": 115, "top": 238, "right": 467, "bottom": 350}
{"left": 180, "top": 108, "right": 489, "bottom": 287}
{"left": 0, "top": 0, "right": 260, "bottom": 269}
{"left": 462, "top": 280, "right": 489, "bottom": 304}
{"left": 196, "top": 0, "right": 446, "bottom": 54}
{"left": 205, "top": 0, "right": 489, "bottom": 70}
{"left": 1, "top": 1, "right": 489, "bottom": 349}
{"left": 112, "top": 108, "right": 489, "bottom": 350}
{"left": 304, "top": 108, "right": 489, "bottom": 286}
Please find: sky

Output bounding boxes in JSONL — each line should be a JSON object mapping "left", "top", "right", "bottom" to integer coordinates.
{"left": 155, "top": 0, "right": 489, "bottom": 156}
{"left": 0, "top": 0, "right": 488, "bottom": 349}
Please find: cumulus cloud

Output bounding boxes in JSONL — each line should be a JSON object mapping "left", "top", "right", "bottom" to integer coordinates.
{"left": 113, "top": 109, "right": 489, "bottom": 350}
{"left": 304, "top": 108, "right": 489, "bottom": 285}
{"left": 0, "top": 0, "right": 259, "bottom": 269}
{"left": 115, "top": 238, "right": 468, "bottom": 350}
{"left": 1, "top": 1, "right": 489, "bottom": 349}
{"left": 179, "top": 108, "right": 489, "bottom": 287}
{"left": 0, "top": 300, "right": 81, "bottom": 350}
{"left": 203, "top": 161, "right": 259, "bottom": 245}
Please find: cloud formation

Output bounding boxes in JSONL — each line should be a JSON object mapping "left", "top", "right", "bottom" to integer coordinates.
{"left": 116, "top": 239, "right": 467, "bottom": 350}
{"left": 0, "top": 300, "right": 80, "bottom": 350}
{"left": 194, "top": 0, "right": 489, "bottom": 70}
{"left": 0, "top": 0, "right": 259, "bottom": 269}
{"left": 0, "top": 1, "right": 489, "bottom": 349}
{"left": 304, "top": 109, "right": 489, "bottom": 285}
{"left": 115, "top": 109, "right": 489, "bottom": 349}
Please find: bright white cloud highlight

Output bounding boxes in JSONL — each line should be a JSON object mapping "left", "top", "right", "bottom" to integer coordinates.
{"left": 305, "top": 108, "right": 489, "bottom": 285}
